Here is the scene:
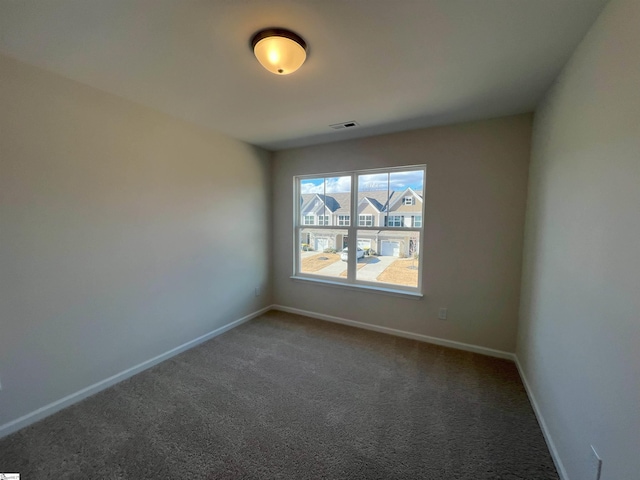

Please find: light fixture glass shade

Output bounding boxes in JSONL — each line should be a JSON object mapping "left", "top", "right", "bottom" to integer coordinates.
{"left": 252, "top": 30, "right": 307, "bottom": 75}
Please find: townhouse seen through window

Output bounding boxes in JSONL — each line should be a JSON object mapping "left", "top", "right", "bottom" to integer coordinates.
{"left": 295, "top": 165, "right": 425, "bottom": 294}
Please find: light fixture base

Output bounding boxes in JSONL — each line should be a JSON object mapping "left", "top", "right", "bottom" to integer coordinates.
{"left": 250, "top": 28, "right": 307, "bottom": 51}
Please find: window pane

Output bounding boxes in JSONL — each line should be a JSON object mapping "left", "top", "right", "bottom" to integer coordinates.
{"left": 337, "top": 215, "right": 350, "bottom": 226}
{"left": 358, "top": 214, "right": 373, "bottom": 226}
{"left": 300, "top": 176, "right": 350, "bottom": 227}
{"left": 300, "top": 177, "right": 324, "bottom": 225}
{"left": 356, "top": 230, "right": 421, "bottom": 289}
{"left": 389, "top": 169, "right": 424, "bottom": 192}
{"left": 324, "top": 176, "right": 350, "bottom": 227}
{"left": 384, "top": 170, "right": 424, "bottom": 229}
{"left": 299, "top": 228, "right": 349, "bottom": 280}
{"left": 358, "top": 173, "right": 388, "bottom": 228}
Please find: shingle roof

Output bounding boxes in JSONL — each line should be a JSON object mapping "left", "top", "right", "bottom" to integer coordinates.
{"left": 301, "top": 189, "right": 422, "bottom": 214}
{"left": 359, "top": 190, "right": 395, "bottom": 212}
{"left": 301, "top": 193, "right": 350, "bottom": 214}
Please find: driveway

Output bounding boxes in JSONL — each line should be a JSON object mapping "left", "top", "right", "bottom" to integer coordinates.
{"left": 313, "top": 255, "right": 397, "bottom": 280}
{"left": 356, "top": 256, "right": 396, "bottom": 281}
{"left": 312, "top": 257, "right": 348, "bottom": 276}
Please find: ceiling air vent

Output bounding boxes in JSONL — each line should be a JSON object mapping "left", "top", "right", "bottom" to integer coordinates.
{"left": 329, "top": 121, "right": 359, "bottom": 130}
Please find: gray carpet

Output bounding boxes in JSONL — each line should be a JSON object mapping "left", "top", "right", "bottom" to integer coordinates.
{"left": 0, "top": 311, "right": 558, "bottom": 479}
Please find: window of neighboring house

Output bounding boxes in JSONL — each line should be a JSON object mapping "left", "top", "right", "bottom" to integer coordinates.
{"left": 385, "top": 215, "right": 404, "bottom": 227}
{"left": 295, "top": 166, "right": 425, "bottom": 295}
{"left": 358, "top": 214, "right": 373, "bottom": 226}
{"left": 303, "top": 215, "right": 315, "bottom": 225}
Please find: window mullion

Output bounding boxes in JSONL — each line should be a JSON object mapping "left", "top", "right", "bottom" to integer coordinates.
{"left": 293, "top": 176, "right": 300, "bottom": 276}
{"left": 347, "top": 173, "right": 357, "bottom": 282}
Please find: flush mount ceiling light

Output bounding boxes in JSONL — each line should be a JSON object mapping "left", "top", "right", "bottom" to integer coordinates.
{"left": 251, "top": 28, "right": 307, "bottom": 75}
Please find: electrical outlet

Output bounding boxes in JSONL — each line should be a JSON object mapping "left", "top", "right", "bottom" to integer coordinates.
{"left": 0, "top": 377, "right": 3, "bottom": 391}
{"left": 255, "top": 286, "right": 260, "bottom": 297}
{"left": 438, "top": 308, "right": 448, "bottom": 320}
{"left": 590, "top": 445, "right": 602, "bottom": 480}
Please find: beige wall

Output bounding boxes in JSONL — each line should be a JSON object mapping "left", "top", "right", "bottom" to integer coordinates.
{"left": 517, "top": 0, "right": 640, "bottom": 479}
{"left": 359, "top": 204, "right": 377, "bottom": 216}
{"left": 393, "top": 201, "right": 421, "bottom": 214}
{"left": 0, "top": 54, "right": 272, "bottom": 428}
{"left": 272, "top": 114, "right": 532, "bottom": 353}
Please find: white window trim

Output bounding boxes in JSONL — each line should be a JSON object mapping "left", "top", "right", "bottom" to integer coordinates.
{"left": 386, "top": 215, "right": 404, "bottom": 227}
{"left": 289, "top": 275, "right": 423, "bottom": 299}
{"left": 338, "top": 215, "right": 350, "bottom": 226}
{"left": 294, "top": 165, "right": 426, "bottom": 295}
{"left": 358, "top": 214, "right": 373, "bottom": 226}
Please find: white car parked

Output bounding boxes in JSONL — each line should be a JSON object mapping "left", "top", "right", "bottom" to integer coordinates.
{"left": 341, "top": 247, "right": 365, "bottom": 262}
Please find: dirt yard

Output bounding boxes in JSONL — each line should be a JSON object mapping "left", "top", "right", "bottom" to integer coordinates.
{"left": 301, "top": 253, "right": 341, "bottom": 272}
{"left": 376, "top": 258, "right": 419, "bottom": 287}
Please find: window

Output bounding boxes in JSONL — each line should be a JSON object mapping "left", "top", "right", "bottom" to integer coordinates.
{"left": 358, "top": 214, "right": 373, "bottom": 226}
{"left": 385, "top": 215, "right": 403, "bottom": 227}
{"left": 295, "top": 166, "right": 425, "bottom": 295}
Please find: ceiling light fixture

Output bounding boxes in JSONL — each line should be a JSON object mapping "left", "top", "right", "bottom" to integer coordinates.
{"left": 251, "top": 28, "right": 307, "bottom": 75}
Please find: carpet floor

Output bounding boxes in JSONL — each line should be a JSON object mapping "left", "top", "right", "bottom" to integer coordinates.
{"left": 0, "top": 311, "right": 558, "bottom": 479}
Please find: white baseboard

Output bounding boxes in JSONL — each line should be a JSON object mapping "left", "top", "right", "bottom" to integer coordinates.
{"left": 0, "top": 306, "right": 271, "bottom": 439}
{"left": 2, "top": 301, "right": 565, "bottom": 480}
{"left": 270, "top": 305, "right": 567, "bottom": 476}
{"left": 514, "top": 357, "right": 569, "bottom": 480}
{"left": 271, "top": 304, "right": 516, "bottom": 361}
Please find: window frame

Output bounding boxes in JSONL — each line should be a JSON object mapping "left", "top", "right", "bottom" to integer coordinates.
{"left": 385, "top": 215, "right": 404, "bottom": 227}
{"left": 337, "top": 215, "right": 350, "bottom": 226}
{"left": 358, "top": 214, "right": 373, "bottom": 227}
{"left": 293, "top": 165, "right": 426, "bottom": 297}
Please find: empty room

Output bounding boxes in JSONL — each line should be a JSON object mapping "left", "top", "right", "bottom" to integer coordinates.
{"left": 0, "top": 1, "right": 638, "bottom": 479}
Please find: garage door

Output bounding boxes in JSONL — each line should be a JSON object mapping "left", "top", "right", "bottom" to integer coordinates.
{"left": 381, "top": 241, "right": 399, "bottom": 257}
{"left": 315, "top": 238, "right": 329, "bottom": 252}
{"left": 357, "top": 239, "right": 371, "bottom": 249}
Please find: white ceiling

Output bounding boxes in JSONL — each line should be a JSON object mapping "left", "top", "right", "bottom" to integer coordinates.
{"left": 0, "top": 0, "right": 608, "bottom": 150}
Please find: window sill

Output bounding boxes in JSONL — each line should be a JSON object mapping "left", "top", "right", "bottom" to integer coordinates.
{"left": 290, "top": 275, "right": 423, "bottom": 299}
